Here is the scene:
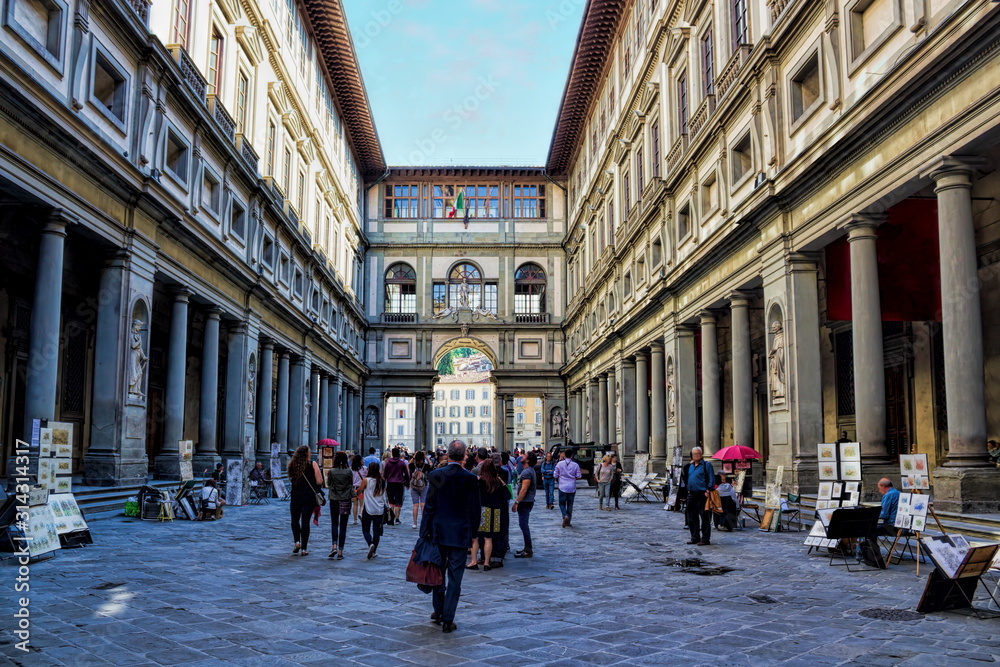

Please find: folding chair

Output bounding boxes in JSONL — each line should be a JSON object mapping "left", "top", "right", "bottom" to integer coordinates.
{"left": 782, "top": 493, "right": 802, "bottom": 531}
{"left": 624, "top": 474, "right": 661, "bottom": 503}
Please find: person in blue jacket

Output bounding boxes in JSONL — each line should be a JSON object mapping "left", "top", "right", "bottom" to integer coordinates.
{"left": 681, "top": 447, "right": 716, "bottom": 546}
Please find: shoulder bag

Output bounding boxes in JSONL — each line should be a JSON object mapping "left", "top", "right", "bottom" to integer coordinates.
{"left": 304, "top": 466, "right": 326, "bottom": 506}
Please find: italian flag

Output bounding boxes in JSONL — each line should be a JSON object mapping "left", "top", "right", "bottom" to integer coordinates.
{"left": 448, "top": 191, "right": 464, "bottom": 218}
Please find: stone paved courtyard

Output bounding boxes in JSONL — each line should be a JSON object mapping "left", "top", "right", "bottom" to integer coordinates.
{"left": 3, "top": 490, "right": 999, "bottom": 666}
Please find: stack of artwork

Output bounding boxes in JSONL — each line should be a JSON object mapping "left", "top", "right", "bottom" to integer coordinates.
{"left": 895, "top": 493, "right": 930, "bottom": 532}
{"left": 804, "top": 519, "right": 839, "bottom": 549}
{"left": 47, "top": 493, "right": 89, "bottom": 534}
{"left": 816, "top": 442, "right": 863, "bottom": 508}
{"left": 38, "top": 422, "right": 74, "bottom": 493}
{"left": 25, "top": 490, "right": 60, "bottom": 559}
{"left": 665, "top": 447, "right": 683, "bottom": 510}
{"left": 900, "top": 454, "right": 931, "bottom": 490}
{"left": 178, "top": 440, "right": 194, "bottom": 482}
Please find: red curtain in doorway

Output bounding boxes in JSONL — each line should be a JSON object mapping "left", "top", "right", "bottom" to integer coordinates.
{"left": 825, "top": 199, "right": 942, "bottom": 321}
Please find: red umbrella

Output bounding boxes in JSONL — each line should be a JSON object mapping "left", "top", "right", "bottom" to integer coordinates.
{"left": 317, "top": 439, "right": 339, "bottom": 448}
{"left": 711, "top": 445, "right": 762, "bottom": 460}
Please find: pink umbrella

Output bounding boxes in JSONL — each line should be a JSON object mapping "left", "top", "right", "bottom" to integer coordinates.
{"left": 711, "top": 445, "right": 762, "bottom": 460}
{"left": 317, "top": 438, "right": 339, "bottom": 448}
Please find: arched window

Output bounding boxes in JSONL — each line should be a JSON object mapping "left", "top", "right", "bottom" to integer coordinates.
{"left": 514, "top": 263, "right": 546, "bottom": 320}
{"left": 384, "top": 263, "right": 416, "bottom": 316}
{"left": 449, "top": 262, "right": 482, "bottom": 309}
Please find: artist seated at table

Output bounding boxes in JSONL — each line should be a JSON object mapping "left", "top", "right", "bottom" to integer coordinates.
{"left": 715, "top": 475, "right": 739, "bottom": 532}
{"left": 198, "top": 479, "right": 225, "bottom": 521}
{"left": 249, "top": 462, "right": 268, "bottom": 484}
{"left": 876, "top": 478, "right": 900, "bottom": 536}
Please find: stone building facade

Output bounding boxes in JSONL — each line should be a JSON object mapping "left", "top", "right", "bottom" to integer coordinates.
{"left": 0, "top": 0, "right": 379, "bottom": 484}
{"left": 552, "top": 0, "right": 1000, "bottom": 511}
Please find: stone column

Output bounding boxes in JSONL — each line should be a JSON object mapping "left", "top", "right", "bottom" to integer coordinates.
{"left": 424, "top": 394, "right": 435, "bottom": 451}
{"left": 288, "top": 357, "right": 305, "bottom": 452}
{"left": 598, "top": 374, "right": 609, "bottom": 447}
{"left": 620, "top": 358, "right": 638, "bottom": 461}
{"left": 348, "top": 388, "right": 359, "bottom": 450}
{"left": 676, "top": 328, "right": 699, "bottom": 454}
{"left": 196, "top": 309, "right": 221, "bottom": 459}
{"left": 275, "top": 351, "right": 290, "bottom": 450}
{"left": 730, "top": 293, "right": 754, "bottom": 449}
{"left": 156, "top": 289, "right": 190, "bottom": 476}
{"left": 222, "top": 323, "right": 250, "bottom": 456}
{"left": 588, "top": 378, "right": 599, "bottom": 443}
{"left": 650, "top": 342, "right": 667, "bottom": 467}
{"left": 23, "top": 212, "right": 69, "bottom": 439}
{"left": 700, "top": 312, "right": 721, "bottom": 455}
{"left": 496, "top": 393, "right": 506, "bottom": 451}
{"left": 505, "top": 394, "right": 515, "bottom": 450}
{"left": 606, "top": 368, "right": 617, "bottom": 443}
{"left": 329, "top": 373, "right": 342, "bottom": 445}
{"left": 85, "top": 254, "right": 125, "bottom": 457}
{"left": 929, "top": 162, "right": 988, "bottom": 464}
{"left": 308, "top": 368, "right": 321, "bottom": 447}
{"left": 318, "top": 373, "right": 329, "bottom": 441}
{"left": 635, "top": 351, "right": 650, "bottom": 454}
{"left": 256, "top": 341, "right": 274, "bottom": 458}
{"left": 845, "top": 217, "right": 887, "bottom": 459}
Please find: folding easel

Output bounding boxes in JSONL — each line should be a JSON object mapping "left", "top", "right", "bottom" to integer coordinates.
{"left": 886, "top": 490, "right": 945, "bottom": 576}
{"left": 917, "top": 544, "right": 1000, "bottom": 619}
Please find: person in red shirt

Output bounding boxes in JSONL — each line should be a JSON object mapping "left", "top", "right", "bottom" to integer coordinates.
{"left": 382, "top": 447, "right": 410, "bottom": 526}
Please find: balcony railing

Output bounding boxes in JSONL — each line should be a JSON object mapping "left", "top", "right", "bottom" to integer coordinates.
{"left": 515, "top": 313, "right": 549, "bottom": 324}
{"left": 717, "top": 44, "right": 753, "bottom": 100}
{"left": 383, "top": 312, "right": 417, "bottom": 323}
{"left": 236, "top": 134, "right": 259, "bottom": 173}
{"left": 128, "top": 0, "right": 150, "bottom": 24}
{"left": 666, "top": 134, "right": 687, "bottom": 173}
{"left": 171, "top": 47, "right": 207, "bottom": 102}
{"left": 768, "top": 0, "right": 791, "bottom": 23}
{"left": 689, "top": 94, "right": 716, "bottom": 138}
{"left": 208, "top": 94, "right": 236, "bottom": 140}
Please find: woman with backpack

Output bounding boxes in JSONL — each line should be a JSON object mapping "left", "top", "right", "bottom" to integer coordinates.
{"left": 467, "top": 459, "right": 509, "bottom": 571}
{"left": 358, "top": 462, "right": 387, "bottom": 559}
{"left": 408, "top": 450, "right": 431, "bottom": 529}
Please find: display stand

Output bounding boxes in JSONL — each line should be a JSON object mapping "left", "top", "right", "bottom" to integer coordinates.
{"left": 825, "top": 506, "right": 882, "bottom": 571}
{"left": 917, "top": 541, "right": 1000, "bottom": 619}
{"left": 886, "top": 490, "right": 945, "bottom": 576}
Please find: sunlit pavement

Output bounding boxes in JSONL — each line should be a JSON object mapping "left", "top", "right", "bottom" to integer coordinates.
{"left": 4, "top": 491, "right": 999, "bottom": 666}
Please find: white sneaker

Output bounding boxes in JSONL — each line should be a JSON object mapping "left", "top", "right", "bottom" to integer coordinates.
{"left": 411, "top": 523, "right": 417, "bottom": 529}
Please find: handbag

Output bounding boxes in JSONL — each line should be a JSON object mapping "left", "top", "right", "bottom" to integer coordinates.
{"left": 304, "top": 470, "right": 326, "bottom": 507}
{"left": 706, "top": 489, "right": 724, "bottom": 514}
{"left": 406, "top": 550, "right": 443, "bottom": 587}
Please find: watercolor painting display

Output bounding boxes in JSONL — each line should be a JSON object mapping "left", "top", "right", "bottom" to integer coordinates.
{"left": 900, "top": 454, "right": 931, "bottom": 490}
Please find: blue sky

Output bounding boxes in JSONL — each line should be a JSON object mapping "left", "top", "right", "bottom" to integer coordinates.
{"left": 343, "top": 0, "right": 586, "bottom": 167}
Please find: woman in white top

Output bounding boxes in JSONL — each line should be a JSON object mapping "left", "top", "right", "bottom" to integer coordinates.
{"left": 358, "top": 462, "right": 388, "bottom": 559}
{"left": 198, "top": 479, "right": 224, "bottom": 520}
{"left": 351, "top": 455, "right": 364, "bottom": 525}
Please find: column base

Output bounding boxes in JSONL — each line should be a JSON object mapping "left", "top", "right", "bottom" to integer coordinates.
{"left": 152, "top": 454, "right": 181, "bottom": 480}
{"left": 930, "top": 467, "right": 1000, "bottom": 514}
{"left": 649, "top": 456, "right": 667, "bottom": 475}
{"left": 82, "top": 453, "right": 147, "bottom": 487}
{"left": 192, "top": 454, "right": 221, "bottom": 477}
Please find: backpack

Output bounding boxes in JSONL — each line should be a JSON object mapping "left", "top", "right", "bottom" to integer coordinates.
{"left": 411, "top": 467, "right": 426, "bottom": 490}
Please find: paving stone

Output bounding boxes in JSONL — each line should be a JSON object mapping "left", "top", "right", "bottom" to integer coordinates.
{"left": 13, "top": 494, "right": 997, "bottom": 665}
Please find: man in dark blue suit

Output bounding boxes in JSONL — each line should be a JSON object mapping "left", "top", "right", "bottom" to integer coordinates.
{"left": 419, "top": 439, "right": 481, "bottom": 633}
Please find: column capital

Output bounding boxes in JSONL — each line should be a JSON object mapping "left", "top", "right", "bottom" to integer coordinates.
{"left": 588, "top": 376, "right": 600, "bottom": 386}
{"left": 621, "top": 357, "right": 636, "bottom": 368}
{"left": 204, "top": 307, "right": 222, "bottom": 320}
{"left": 635, "top": 348, "right": 650, "bottom": 360}
{"left": 840, "top": 213, "right": 886, "bottom": 240}
{"left": 278, "top": 348, "right": 291, "bottom": 359}
{"left": 727, "top": 291, "right": 753, "bottom": 308}
{"left": 786, "top": 251, "right": 820, "bottom": 272}
{"left": 44, "top": 208, "right": 77, "bottom": 233}
{"left": 649, "top": 340, "right": 665, "bottom": 353}
{"left": 260, "top": 338, "right": 274, "bottom": 350}
{"left": 103, "top": 249, "right": 130, "bottom": 268}
{"left": 698, "top": 310, "right": 716, "bottom": 325}
{"left": 919, "top": 155, "right": 989, "bottom": 183}
{"left": 170, "top": 287, "right": 193, "bottom": 303}
{"left": 677, "top": 326, "right": 698, "bottom": 338}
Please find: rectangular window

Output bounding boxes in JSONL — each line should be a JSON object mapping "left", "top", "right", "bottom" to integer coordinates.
{"left": 623, "top": 170, "right": 631, "bottom": 212}
{"left": 450, "top": 390, "right": 460, "bottom": 400}
{"left": 790, "top": 51, "right": 821, "bottom": 123}
{"left": 397, "top": 425, "right": 404, "bottom": 436}
{"left": 515, "top": 412, "right": 525, "bottom": 424}
{"left": 482, "top": 389, "right": 489, "bottom": 401}
{"left": 449, "top": 406, "right": 459, "bottom": 417}
{"left": 230, "top": 199, "right": 246, "bottom": 240}
{"left": 702, "top": 29, "right": 715, "bottom": 96}
{"left": 236, "top": 71, "right": 249, "bottom": 134}
{"left": 164, "top": 128, "right": 189, "bottom": 183}
{"left": 282, "top": 147, "right": 292, "bottom": 193}
{"left": 171, "top": 0, "right": 191, "bottom": 47}
{"left": 466, "top": 421, "right": 474, "bottom": 434}
{"left": 435, "top": 423, "right": 445, "bottom": 435}
{"left": 635, "top": 145, "right": 644, "bottom": 197}
{"left": 608, "top": 199, "right": 615, "bottom": 245}
{"left": 480, "top": 405, "right": 490, "bottom": 417}
{"left": 434, "top": 406, "right": 444, "bottom": 418}
{"left": 651, "top": 122, "right": 660, "bottom": 178}
{"left": 207, "top": 29, "right": 223, "bottom": 96}
{"left": 731, "top": 0, "right": 748, "bottom": 50}
{"left": 433, "top": 282, "right": 447, "bottom": 314}
{"left": 9, "top": 0, "right": 65, "bottom": 65}
{"left": 534, "top": 412, "right": 542, "bottom": 424}
{"left": 91, "top": 48, "right": 127, "bottom": 126}
{"left": 202, "top": 169, "right": 220, "bottom": 213}
{"left": 279, "top": 254, "right": 289, "bottom": 284}
{"left": 512, "top": 184, "right": 546, "bottom": 218}
{"left": 678, "top": 72, "right": 689, "bottom": 135}
{"left": 297, "top": 169, "right": 305, "bottom": 213}
{"left": 293, "top": 268, "right": 303, "bottom": 297}
{"left": 465, "top": 406, "right": 475, "bottom": 417}
{"left": 515, "top": 398, "right": 526, "bottom": 407}
{"left": 466, "top": 390, "right": 475, "bottom": 400}
{"left": 678, "top": 202, "right": 691, "bottom": 240}
{"left": 262, "top": 236, "right": 274, "bottom": 268}
{"left": 384, "top": 184, "right": 419, "bottom": 218}
{"left": 384, "top": 282, "right": 415, "bottom": 314}
{"left": 483, "top": 282, "right": 498, "bottom": 314}
{"left": 731, "top": 132, "right": 752, "bottom": 183}
{"left": 265, "top": 121, "right": 276, "bottom": 175}
{"left": 436, "top": 390, "right": 444, "bottom": 400}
